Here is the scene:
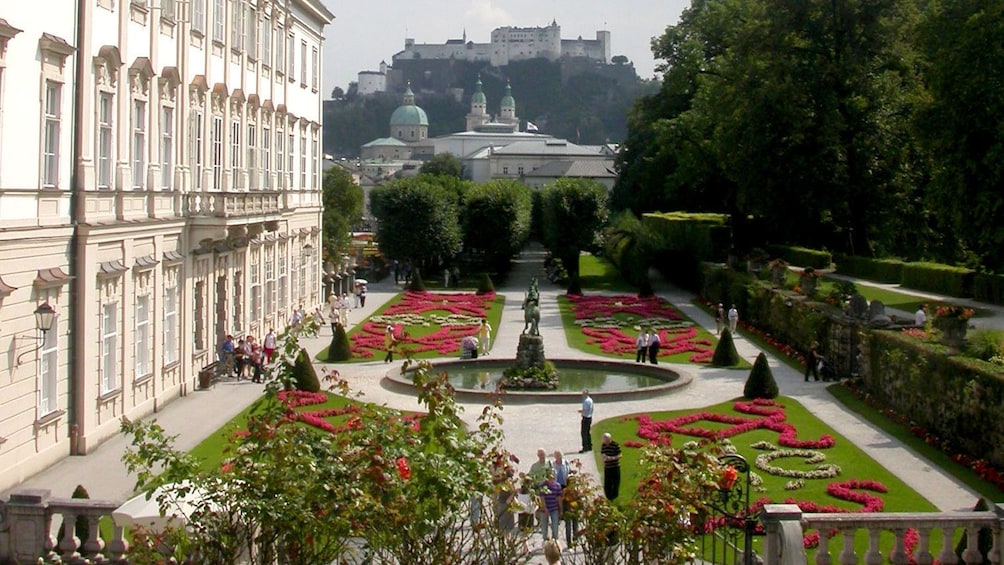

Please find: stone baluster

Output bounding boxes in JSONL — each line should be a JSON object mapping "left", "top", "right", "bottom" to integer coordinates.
{"left": 937, "top": 528, "right": 957, "bottom": 564}
{"left": 889, "top": 528, "right": 909, "bottom": 565}
{"left": 839, "top": 528, "right": 857, "bottom": 565}
{"left": 107, "top": 524, "right": 130, "bottom": 561}
{"left": 56, "top": 509, "right": 81, "bottom": 561}
{"left": 916, "top": 527, "right": 934, "bottom": 565}
{"left": 3, "top": 489, "right": 51, "bottom": 564}
{"left": 964, "top": 525, "right": 984, "bottom": 565}
{"left": 760, "top": 504, "right": 805, "bottom": 565}
{"left": 817, "top": 530, "right": 833, "bottom": 565}
{"left": 865, "top": 527, "right": 883, "bottom": 565}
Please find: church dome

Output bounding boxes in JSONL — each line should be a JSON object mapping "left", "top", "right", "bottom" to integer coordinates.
{"left": 472, "top": 76, "right": 487, "bottom": 105}
{"left": 500, "top": 81, "right": 515, "bottom": 108}
{"left": 390, "top": 83, "right": 428, "bottom": 126}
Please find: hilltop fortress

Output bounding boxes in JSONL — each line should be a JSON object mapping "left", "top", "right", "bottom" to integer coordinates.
{"left": 394, "top": 20, "right": 610, "bottom": 67}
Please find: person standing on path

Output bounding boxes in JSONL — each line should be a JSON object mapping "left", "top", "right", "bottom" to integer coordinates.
{"left": 601, "top": 433, "right": 621, "bottom": 501}
{"left": 715, "top": 303, "right": 725, "bottom": 335}
{"left": 478, "top": 318, "right": 492, "bottom": 356}
{"left": 383, "top": 326, "right": 397, "bottom": 363}
{"left": 263, "top": 328, "right": 277, "bottom": 364}
{"left": 359, "top": 284, "right": 368, "bottom": 308}
{"left": 648, "top": 330, "right": 661, "bottom": 365}
{"left": 635, "top": 330, "right": 649, "bottom": 363}
{"left": 579, "top": 390, "right": 594, "bottom": 453}
{"left": 728, "top": 304, "right": 739, "bottom": 333}
{"left": 805, "top": 341, "right": 822, "bottom": 382}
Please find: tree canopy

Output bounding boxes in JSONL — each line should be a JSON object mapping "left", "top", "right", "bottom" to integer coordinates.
{"left": 540, "top": 179, "right": 610, "bottom": 291}
{"left": 321, "top": 166, "right": 364, "bottom": 261}
{"left": 370, "top": 177, "right": 463, "bottom": 271}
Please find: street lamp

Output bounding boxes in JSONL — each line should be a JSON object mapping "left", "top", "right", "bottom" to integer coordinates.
{"left": 17, "top": 302, "right": 57, "bottom": 365}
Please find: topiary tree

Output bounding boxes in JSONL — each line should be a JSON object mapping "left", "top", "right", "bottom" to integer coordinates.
{"left": 294, "top": 347, "right": 321, "bottom": 392}
{"left": 408, "top": 268, "right": 426, "bottom": 292}
{"left": 57, "top": 484, "right": 91, "bottom": 544}
{"left": 326, "top": 324, "right": 352, "bottom": 362}
{"left": 476, "top": 272, "right": 495, "bottom": 295}
{"left": 638, "top": 278, "right": 654, "bottom": 298}
{"left": 744, "top": 352, "right": 779, "bottom": 399}
{"left": 711, "top": 329, "right": 740, "bottom": 366}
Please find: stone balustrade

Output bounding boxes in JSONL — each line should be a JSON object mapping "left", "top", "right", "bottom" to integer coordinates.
{"left": 762, "top": 504, "right": 1004, "bottom": 565}
{"left": 183, "top": 190, "right": 284, "bottom": 218}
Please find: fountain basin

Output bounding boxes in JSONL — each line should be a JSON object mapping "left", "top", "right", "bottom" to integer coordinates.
{"left": 384, "top": 358, "right": 692, "bottom": 404}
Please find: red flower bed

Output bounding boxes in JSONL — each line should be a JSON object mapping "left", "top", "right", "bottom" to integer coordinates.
{"left": 349, "top": 291, "right": 496, "bottom": 358}
{"left": 276, "top": 390, "right": 420, "bottom": 435}
{"left": 566, "top": 294, "right": 714, "bottom": 362}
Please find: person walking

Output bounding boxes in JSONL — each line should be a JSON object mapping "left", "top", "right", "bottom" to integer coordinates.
{"left": 635, "top": 330, "right": 649, "bottom": 363}
{"left": 539, "top": 471, "right": 563, "bottom": 541}
{"left": 601, "top": 433, "right": 622, "bottom": 501}
{"left": 359, "top": 284, "right": 368, "bottom": 307}
{"left": 383, "top": 325, "right": 397, "bottom": 363}
{"left": 263, "top": 328, "right": 277, "bottom": 364}
{"left": 647, "top": 330, "right": 661, "bottom": 365}
{"left": 805, "top": 341, "right": 822, "bottom": 382}
{"left": 478, "top": 318, "right": 492, "bottom": 356}
{"left": 728, "top": 304, "right": 739, "bottom": 333}
{"left": 552, "top": 450, "right": 571, "bottom": 489}
{"left": 578, "top": 390, "right": 594, "bottom": 453}
{"left": 715, "top": 303, "right": 725, "bottom": 335}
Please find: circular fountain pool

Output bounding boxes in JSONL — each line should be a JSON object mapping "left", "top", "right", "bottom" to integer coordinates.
{"left": 385, "top": 358, "right": 692, "bottom": 403}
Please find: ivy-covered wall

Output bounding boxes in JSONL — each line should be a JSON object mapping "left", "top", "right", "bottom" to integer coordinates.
{"left": 867, "top": 331, "right": 1004, "bottom": 468}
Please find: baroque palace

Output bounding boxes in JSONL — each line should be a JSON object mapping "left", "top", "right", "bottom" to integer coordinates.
{"left": 0, "top": 0, "right": 333, "bottom": 492}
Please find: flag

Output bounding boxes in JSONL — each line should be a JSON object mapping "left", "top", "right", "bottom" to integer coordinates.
{"left": 526, "top": 121, "right": 539, "bottom": 133}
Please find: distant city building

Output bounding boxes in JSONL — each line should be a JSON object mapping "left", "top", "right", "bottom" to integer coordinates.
{"left": 393, "top": 21, "right": 610, "bottom": 68}
{"left": 356, "top": 61, "right": 389, "bottom": 96}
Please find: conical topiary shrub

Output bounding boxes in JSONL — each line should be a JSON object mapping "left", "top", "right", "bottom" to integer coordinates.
{"left": 637, "top": 278, "right": 654, "bottom": 298}
{"left": 326, "top": 323, "right": 352, "bottom": 362}
{"left": 744, "top": 352, "right": 779, "bottom": 399}
{"left": 408, "top": 268, "right": 426, "bottom": 292}
{"left": 567, "top": 275, "right": 583, "bottom": 296}
{"left": 57, "top": 485, "right": 90, "bottom": 543}
{"left": 294, "top": 347, "right": 321, "bottom": 392}
{"left": 712, "top": 329, "right": 741, "bottom": 367}
{"left": 477, "top": 273, "right": 495, "bottom": 295}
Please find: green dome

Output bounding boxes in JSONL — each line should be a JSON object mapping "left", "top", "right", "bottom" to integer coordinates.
{"left": 472, "top": 76, "right": 487, "bottom": 105}
{"left": 390, "top": 104, "right": 429, "bottom": 126}
{"left": 500, "top": 81, "right": 515, "bottom": 108}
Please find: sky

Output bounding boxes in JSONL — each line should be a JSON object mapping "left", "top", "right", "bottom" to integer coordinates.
{"left": 319, "top": 0, "right": 691, "bottom": 97}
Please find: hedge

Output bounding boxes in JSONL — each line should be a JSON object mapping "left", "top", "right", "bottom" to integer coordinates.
{"left": 900, "top": 262, "right": 974, "bottom": 298}
{"left": 766, "top": 245, "right": 832, "bottom": 270}
{"left": 833, "top": 255, "right": 905, "bottom": 283}
{"left": 973, "top": 273, "right": 1004, "bottom": 306}
{"left": 642, "top": 212, "right": 730, "bottom": 262}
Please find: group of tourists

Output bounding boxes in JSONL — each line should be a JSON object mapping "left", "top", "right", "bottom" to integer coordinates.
{"left": 634, "top": 329, "right": 663, "bottom": 364}
{"left": 219, "top": 329, "right": 277, "bottom": 384}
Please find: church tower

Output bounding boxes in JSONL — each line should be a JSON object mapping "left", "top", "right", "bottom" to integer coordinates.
{"left": 465, "top": 75, "right": 490, "bottom": 131}
{"left": 498, "top": 80, "right": 518, "bottom": 130}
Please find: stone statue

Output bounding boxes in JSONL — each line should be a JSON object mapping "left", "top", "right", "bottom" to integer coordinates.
{"left": 522, "top": 277, "right": 541, "bottom": 336}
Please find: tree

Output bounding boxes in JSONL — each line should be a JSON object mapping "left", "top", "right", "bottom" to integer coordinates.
{"left": 330, "top": 86, "right": 345, "bottom": 100}
{"left": 419, "top": 152, "right": 463, "bottom": 179}
{"left": 321, "top": 166, "right": 364, "bottom": 261}
{"left": 611, "top": 54, "right": 629, "bottom": 65}
{"left": 540, "top": 178, "right": 609, "bottom": 292}
{"left": 371, "top": 177, "right": 463, "bottom": 271}
{"left": 462, "top": 179, "right": 533, "bottom": 273}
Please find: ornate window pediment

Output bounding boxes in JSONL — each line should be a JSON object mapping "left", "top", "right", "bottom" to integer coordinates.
{"left": 39, "top": 33, "right": 75, "bottom": 71}
{"left": 0, "top": 18, "right": 23, "bottom": 58}
{"left": 211, "top": 82, "right": 228, "bottom": 113}
{"left": 190, "top": 74, "right": 208, "bottom": 109}
{"left": 159, "top": 66, "right": 181, "bottom": 103}
{"left": 128, "top": 57, "right": 155, "bottom": 97}
{"left": 93, "top": 45, "right": 123, "bottom": 88}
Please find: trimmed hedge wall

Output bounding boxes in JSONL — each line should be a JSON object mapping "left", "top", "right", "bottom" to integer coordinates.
{"left": 834, "top": 255, "right": 904, "bottom": 283}
{"left": 901, "top": 262, "right": 975, "bottom": 298}
{"left": 973, "top": 273, "right": 1004, "bottom": 306}
{"left": 766, "top": 245, "right": 832, "bottom": 269}
{"left": 867, "top": 330, "right": 1004, "bottom": 468}
{"left": 642, "top": 212, "right": 730, "bottom": 262}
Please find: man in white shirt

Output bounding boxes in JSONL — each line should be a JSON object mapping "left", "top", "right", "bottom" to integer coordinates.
{"left": 915, "top": 304, "right": 927, "bottom": 327}
{"left": 579, "top": 390, "right": 594, "bottom": 453}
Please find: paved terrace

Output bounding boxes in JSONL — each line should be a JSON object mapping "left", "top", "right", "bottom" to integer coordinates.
{"left": 3, "top": 249, "right": 980, "bottom": 520}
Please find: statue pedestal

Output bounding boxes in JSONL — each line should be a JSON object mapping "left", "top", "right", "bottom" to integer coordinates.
{"left": 515, "top": 334, "right": 546, "bottom": 370}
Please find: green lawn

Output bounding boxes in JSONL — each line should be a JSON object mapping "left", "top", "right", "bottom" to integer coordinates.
{"left": 810, "top": 274, "right": 990, "bottom": 318}
{"left": 576, "top": 253, "right": 637, "bottom": 293}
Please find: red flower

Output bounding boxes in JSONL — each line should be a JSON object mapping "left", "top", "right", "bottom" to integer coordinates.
{"left": 396, "top": 456, "right": 411, "bottom": 480}
{"left": 719, "top": 466, "right": 739, "bottom": 490}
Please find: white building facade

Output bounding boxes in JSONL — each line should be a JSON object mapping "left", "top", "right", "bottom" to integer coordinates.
{"left": 0, "top": 0, "right": 334, "bottom": 492}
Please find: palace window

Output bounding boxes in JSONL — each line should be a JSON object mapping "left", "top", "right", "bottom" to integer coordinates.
{"left": 163, "top": 283, "right": 178, "bottom": 364}
{"left": 39, "top": 312, "right": 59, "bottom": 415}
{"left": 230, "top": 119, "right": 241, "bottom": 189}
{"left": 42, "top": 81, "right": 61, "bottom": 188}
{"left": 97, "top": 93, "right": 114, "bottom": 189}
{"left": 262, "top": 125, "right": 271, "bottom": 189}
{"left": 160, "top": 106, "right": 174, "bottom": 189}
{"left": 101, "top": 302, "right": 119, "bottom": 393}
{"left": 212, "top": 116, "right": 223, "bottom": 189}
{"left": 135, "top": 294, "right": 151, "bottom": 377}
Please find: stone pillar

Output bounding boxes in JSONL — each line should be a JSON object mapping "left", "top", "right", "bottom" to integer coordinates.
{"left": 760, "top": 504, "right": 806, "bottom": 565}
{"left": 3, "top": 489, "right": 52, "bottom": 564}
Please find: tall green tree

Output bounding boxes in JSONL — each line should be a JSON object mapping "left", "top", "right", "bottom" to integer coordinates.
{"left": 418, "top": 153, "right": 463, "bottom": 179}
{"left": 540, "top": 179, "right": 609, "bottom": 293}
{"left": 462, "top": 179, "right": 533, "bottom": 274}
{"left": 371, "top": 177, "right": 462, "bottom": 272}
{"left": 321, "top": 166, "right": 364, "bottom": 261}
{"left": 916, "top": 0, "right": 1004, "bottom": 270}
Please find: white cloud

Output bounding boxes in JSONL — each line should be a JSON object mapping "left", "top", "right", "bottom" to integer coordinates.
{"left": 463, "top": 0, "right": 513, "bottom": 28}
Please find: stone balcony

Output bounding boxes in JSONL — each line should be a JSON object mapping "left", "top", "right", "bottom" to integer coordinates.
{"left": 2, "top": 494, "right": 1001, "bottom": 564}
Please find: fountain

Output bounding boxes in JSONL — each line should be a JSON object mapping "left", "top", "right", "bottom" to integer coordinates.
{"left": 385, "top": 276, "right": 693, "bottom": 402}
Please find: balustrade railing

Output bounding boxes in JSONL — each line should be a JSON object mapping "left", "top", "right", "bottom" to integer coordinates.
{"left": 762, "top": 504, "right": 1004, "bottom": 565}
{"left": 183, "top": 190, "right": 284, "bottom": 218}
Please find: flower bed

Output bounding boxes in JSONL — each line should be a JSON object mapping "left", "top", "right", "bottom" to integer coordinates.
{"left": 349, "top": 291, "right": 498, "bottom": 358}
{"left": 565, "top": 294, "right": 715, "bottom": 363}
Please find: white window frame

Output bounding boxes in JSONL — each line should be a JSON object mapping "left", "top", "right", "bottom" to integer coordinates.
{"left": 101, "top": 302, "right": 119, "bottom": 394}
{"left": 247, "top": 5, "right": 258, "bottom": 60}
{"left": 230, "top": 118, "right": 241, "bottom": 189}
{"left": 97, "top": 92, "right": 114, "bottom": 189}
{"left": 135, "top": 294, "right": 151, "bottom": 378}
{"left": 250, "top": 256, "right": 261, "bottom": 320}
{"left": 212, "top": 0, "right": 225, "bottom": 43}
{"left": 264, "top": 245, "right": 275, "bottom": 316}
{"left": 262, "top": 16, "right": 271, "bottom": 67}
{"left": 278, "top": 245, "right": 287, "bottom": 312}
{"left": 212, "top": 115, "right": 223, "bottom": 190}
{"left": 191, "top": 0, "right": 206, "bottom": 34}
{"left": 286, "top": 33, "right": 295, "bottom": 77}
{"left": 276, "top": 26, "right": 285, "bottom": 77}
{"left": 311, "top": 46, "right": 318, "bottom": 91}
{"left": 262, "top": 124, "right": 271, "bottom": 189}
{"left": 274, "top": 125, "right": 284, "bottom": 188}
{"left": 190, "top": 108, "right": 204, "bottom": 190}
{"left": 287, "top": 130, "right": 295, "bottom": 189}
{"left": 299, "top": 131, "right": 306, "bottom": 188}
{"left": 163, "top": 284, "right": 178, "bottom": 365}
{"left": 193, "top": 280, "right": 206, "bottom": 351}
{"left": 160, "top": 105, "right": 174, "bottom": 189}
{"left": 132, "top": 99, "right": 146, "bottom": 188}
{"left": 42, "top": 81, "right": 62, "bottom": 188}
{"left": 311, "top": 129, "right": 319, "bottom": 189}
{"left": 299, "top": 40, "right": 307, "bottom": 85}
{"left": 39, "top": 314, "right": 59, "bottom": 415}
{"left": 290, "top": 253, "right": 300, "bottom": 306}
{"left": 247, "top": 121, "right": 257, "bottom": 189}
